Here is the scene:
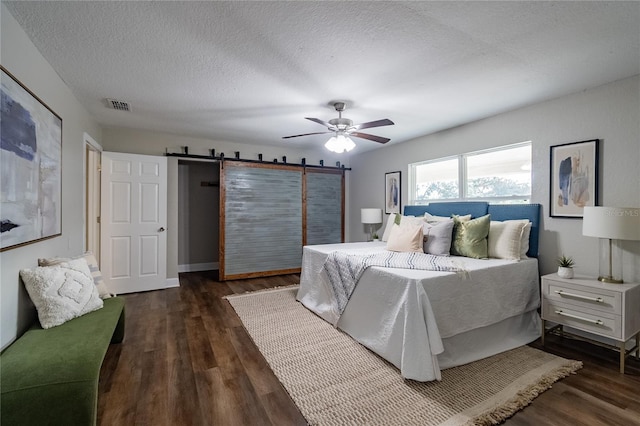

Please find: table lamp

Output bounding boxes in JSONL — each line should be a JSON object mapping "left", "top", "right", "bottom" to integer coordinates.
{"left": 361, "top": 208, "right": 382, "bottom": 241}
{"left": 582, "top": 206, "right": 640, "bottom": 283}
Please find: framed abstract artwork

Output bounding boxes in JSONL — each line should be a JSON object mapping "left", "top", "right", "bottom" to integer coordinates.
{"left": 385, "top": 171, "right": 401, "bottom": 214}
{"left": 1, "top": 66, "right": 62, "bottom": 251}
{"left": 549, "top": 139, "right": 599, "bottom": 218}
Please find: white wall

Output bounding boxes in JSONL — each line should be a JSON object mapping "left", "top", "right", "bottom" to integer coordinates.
{"left": 101, "top": 126, "right": 348, "bottom": 166}
{"left": 1, "top": 5, "right": 103, "bottom": 349}
{"left": 100, "top": 127, "right": 353, "bottom": 279}
{"left": 349, "top": 76, "right": 640, "bottom": 281}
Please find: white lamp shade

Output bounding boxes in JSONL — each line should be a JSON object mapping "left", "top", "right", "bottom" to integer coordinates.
{"left": 582, "top": 207, "right": 640, "bottom": 241}
{"left": 361, "top": 208, "right": 382, "bottom": 224}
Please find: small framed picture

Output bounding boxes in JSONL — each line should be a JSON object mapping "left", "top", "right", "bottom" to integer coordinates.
{"left": 385, "top": 171, "right": 401, "bottom": 215}
{"left": 549, "top": 139, "right": 599, "bottom": 218}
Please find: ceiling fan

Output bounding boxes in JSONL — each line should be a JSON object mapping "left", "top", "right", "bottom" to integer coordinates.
{"left": 283, "top": 102, "right": 394, "bottom": 152}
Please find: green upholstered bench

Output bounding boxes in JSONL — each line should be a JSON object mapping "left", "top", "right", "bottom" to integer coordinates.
{"left": 1, "top": 296, "right": 125, "bottom": 426}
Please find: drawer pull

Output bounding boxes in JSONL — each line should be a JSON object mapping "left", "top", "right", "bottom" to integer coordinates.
{"left": 555, "top": 290, "right": 604, "bottom": 303}
{"left": 555, "top": 310, "right": 604, "bottom": 325}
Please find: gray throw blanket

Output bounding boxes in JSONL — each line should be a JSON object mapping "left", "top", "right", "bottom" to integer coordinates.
{"left": 322, "top": 250, "right": 466, "bottom": 317}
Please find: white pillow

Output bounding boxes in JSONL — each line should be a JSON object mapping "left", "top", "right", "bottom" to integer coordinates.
{"left": 387, "top": 222, "right": 424, "bottom": 253}
{"left": 382, "top": 214, "right": 423, "bottom": 242}
{"left": 381, "top": 214, "right": 399, "bottom": 242}
{"left": 403, "top": 216, "right": 425, "bottom": 227}
{"left": 487, "top": 220, "right": 530, "bottom": 260}
{"left": 38, "top": 252, "right": 113, "bottom": 299}
{"left": 424, "top": 212, "right": 471, "bottom": 223}
{"left": 520, "top": 222, "right": 532, "bottom": 259}
{"left": 422, "top": 220, "right": 454, "bottom": 255}
{"left": 20, "top": 258, "right": 104, "bottom": 329}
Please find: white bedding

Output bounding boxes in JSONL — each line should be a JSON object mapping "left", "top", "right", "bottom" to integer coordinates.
{"left": 296, "top": 241, "right": 541, "bottom": 381}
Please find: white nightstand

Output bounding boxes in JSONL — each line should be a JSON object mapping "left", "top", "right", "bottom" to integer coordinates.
{"left": 541, "top": 273, "right": 640, "bottom": 373}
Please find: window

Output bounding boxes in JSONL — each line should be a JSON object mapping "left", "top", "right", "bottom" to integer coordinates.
{"left": 413, "top": 157, "right": 459, "bottom": 201}
{"left": 409, "top": 142, "right": 531, "bottom": 204}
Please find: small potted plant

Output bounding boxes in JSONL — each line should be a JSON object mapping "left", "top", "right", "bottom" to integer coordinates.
{"left": 372, "top": 233, "right": 380, "bottom": 242}
{"left": 557, "top": 255, "right": 575, "bottom": 279}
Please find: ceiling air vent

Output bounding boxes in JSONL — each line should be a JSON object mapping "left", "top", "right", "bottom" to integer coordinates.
{"left": 106, "top": 98, "right": 131, "bottom": 111}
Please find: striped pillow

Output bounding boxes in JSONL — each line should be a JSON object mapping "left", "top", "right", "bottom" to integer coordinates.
{"left": 38, "top": 252, "right": 113, "bottom": 299}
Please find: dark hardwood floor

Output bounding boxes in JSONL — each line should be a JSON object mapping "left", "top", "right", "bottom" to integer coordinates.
{"left": 98, "top": 272, "right": 640, "bottom": 425}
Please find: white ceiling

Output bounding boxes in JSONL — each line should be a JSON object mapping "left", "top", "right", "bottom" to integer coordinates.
{"left": 4, "top": 1, "right": 639, "bottom": 153}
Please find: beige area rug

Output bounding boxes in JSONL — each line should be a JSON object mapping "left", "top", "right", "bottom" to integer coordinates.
{"left": 225, "top": 286, "right": 582, "bottom": 426}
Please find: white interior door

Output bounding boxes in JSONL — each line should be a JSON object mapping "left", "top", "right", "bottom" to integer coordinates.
{"left": 101, "top": 152, "right": 170, "bottom": 294}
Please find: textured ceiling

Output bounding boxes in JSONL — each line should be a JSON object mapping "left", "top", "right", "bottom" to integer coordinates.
{"left": 4, "top": 1, "right": 639, "bottom": 153}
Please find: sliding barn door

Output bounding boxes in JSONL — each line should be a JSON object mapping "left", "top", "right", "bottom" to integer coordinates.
{"left": 305, "top": 169, "right": 344, "bottom": 245}
{"left": 220, "top": 162, "right": 303, "bottom": 280}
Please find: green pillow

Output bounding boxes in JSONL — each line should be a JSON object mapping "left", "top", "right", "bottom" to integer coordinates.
{"left": 451, "top": 214, "right": 490, "bottom": 258}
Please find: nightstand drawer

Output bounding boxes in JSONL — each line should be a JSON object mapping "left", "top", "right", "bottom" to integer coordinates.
{"left": 543, "top": 280, "right": 621, "bottom": 314}
{"left": 543, "top": 301, "right": 621, "bottom": 339}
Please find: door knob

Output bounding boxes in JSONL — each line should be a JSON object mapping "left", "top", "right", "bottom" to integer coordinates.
{"left": 158, "top": 227, "right": 165, "bottom": 232}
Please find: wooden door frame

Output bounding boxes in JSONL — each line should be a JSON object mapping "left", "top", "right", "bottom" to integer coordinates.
{"left": 83, "top": 132, "right": 102, "bottom": 260}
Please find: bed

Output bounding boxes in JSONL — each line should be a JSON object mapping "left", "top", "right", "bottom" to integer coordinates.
{"left": 296, "top": 202, "right": 542, "bottom": 382}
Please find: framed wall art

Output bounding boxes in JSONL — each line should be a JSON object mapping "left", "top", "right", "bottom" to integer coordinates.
{"left": 385, "top": 171, "right": 401, "bottom": 214}
{"left": 1, "top": 66, "right": 62, "bottom": 251}
{"left": 549, "top": 139, "right": 598, "bottom": 218}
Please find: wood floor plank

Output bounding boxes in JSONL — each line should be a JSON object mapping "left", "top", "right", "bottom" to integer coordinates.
{"left": 557, "top": 383, "right": 640, "bottom": 426}
{"left": 184, "top": 314, "right": 218, "bottom": 371}
{"left": 168, "top": 356, "right": 204, "bottom": 425}
{"left": 195, "top": 367, "right": 238, "bottom": 425}
{"left": 134, "top": 349, "right": 170, "bottom": 425}
{"left": 99, "top": 271, "right": 640, "bottom": 426}
{"left": 99, "top": 345, "right": 143, "bottom": 425}
{"left": 227, "top": 323, "right": 284, "bottom": 396}
{"left": 260, "top": 390, "right": 309, "bottom": 426}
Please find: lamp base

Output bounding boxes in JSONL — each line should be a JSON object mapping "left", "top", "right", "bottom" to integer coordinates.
{"left": 597, "top": 275, "right": 624, "bottom": 284}
{"left": 597, "top": 238, "right": 624, "bottom": 285}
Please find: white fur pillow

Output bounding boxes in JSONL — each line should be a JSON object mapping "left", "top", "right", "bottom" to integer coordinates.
{"left": 38, "top": 252, "right": 113, "bottom": 299}
{"left": 387, "top": 222, "right": 424, "bottom": 253}
{"left": 20, "top": 258, "right": 104, "bottom": 329}
{"left": 488, "top": 220, "right": 530, "bottom": 260}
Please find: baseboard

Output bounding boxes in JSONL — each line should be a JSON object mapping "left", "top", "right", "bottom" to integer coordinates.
{"left": 166, "top": 277, "right": 180, "bottom": 288}
{"left": 178, "top": 262, "right": 219, "bottom": 273}
{"left": 112, "top": 278, "right": 180, "bottom": 294}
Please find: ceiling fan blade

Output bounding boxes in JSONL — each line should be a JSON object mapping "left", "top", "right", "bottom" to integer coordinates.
{"left": 351, "top": 118, "right": 394, "bottom": 131}
{"left": 282, "top": 131, "right": 332, "bottom": 139}
{"left": 350, "top": 132, "right": 390, "bottom": 144}
{"left": 305, "top": 117, "right": 334, "bottom": 128}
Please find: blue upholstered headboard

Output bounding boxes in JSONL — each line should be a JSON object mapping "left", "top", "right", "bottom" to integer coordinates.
{"left": 403, "top": 202, "right": 541, "bottom": 258}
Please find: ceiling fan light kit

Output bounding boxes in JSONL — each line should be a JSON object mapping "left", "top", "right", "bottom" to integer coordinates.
{"left": 325, "top": 132, "right": 356, "bottom": 153}
{"left": 284, "top": 102, "right": 394, "bottom": 153}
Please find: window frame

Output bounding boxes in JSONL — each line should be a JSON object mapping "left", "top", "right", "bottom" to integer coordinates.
{"left": 408, "top": 141, "right": 531, "bottom": 205}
